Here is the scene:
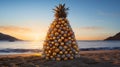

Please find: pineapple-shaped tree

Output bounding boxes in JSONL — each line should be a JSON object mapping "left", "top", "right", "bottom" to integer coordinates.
{"left": 43, "top": 4, "right": 80, "bottom": 61}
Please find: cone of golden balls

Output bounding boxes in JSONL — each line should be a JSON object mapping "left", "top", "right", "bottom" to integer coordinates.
{"left": 42, "top": 4, "right": 80, "bottom": 61}
{"left": 43, "top": 18, "right": 80, "bottom": 61}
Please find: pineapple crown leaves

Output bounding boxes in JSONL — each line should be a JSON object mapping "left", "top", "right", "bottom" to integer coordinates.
{"left": 53, "top": 4, "right": 69, "bottom": 18}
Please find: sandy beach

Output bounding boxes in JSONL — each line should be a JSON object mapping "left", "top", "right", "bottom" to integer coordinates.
{"left": 0, "top": 50, "right": 119, "bottom": 67}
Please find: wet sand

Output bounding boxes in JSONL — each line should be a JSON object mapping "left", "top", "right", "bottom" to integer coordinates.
{"left": 0, "top": 50, "right": 120, "bottom": 67}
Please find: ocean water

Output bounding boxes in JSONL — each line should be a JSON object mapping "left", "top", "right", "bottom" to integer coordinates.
{"left": 0, "top": 41, "right": 120, "bottom": 55}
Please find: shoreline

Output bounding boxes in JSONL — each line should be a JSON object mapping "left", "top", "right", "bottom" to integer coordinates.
{"left": 0, "top": 50, "right": 119, "bottom": 57}
{"left": 0, "top": 50, "right": 120, "bottom": 67}
{"left": 0, "top": 47, "right": 120, "bottom": 53}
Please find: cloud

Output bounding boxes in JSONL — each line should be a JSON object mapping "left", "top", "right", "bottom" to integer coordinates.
{"left": 72, "top": 26, "right": 107, "bottom": 40}
{"left": 73, "top": 26, "right": 104, "bottom": 31}
{"left": 97, "top": 10, "right": 120, "bottom": 17}
{"left": 0, "top": 26, "right": 32, "bottom": 32}
{"left": 0, "top": 26, "right": 35, "bottom": 40}
{"left": 0, "top": 26, "right": 47, "bottom": 41}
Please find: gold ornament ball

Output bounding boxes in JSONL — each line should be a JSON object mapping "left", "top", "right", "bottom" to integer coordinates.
{"left": 69, "top": 51, "right": 72, "bottom": 54}
{"left": 45, "top": 51, "right": 48, "bottom": 54}
{"left": 67, "top": 48, "right": 70, "bottom": 51}
{"left": 46, "top": 54, "right": 50, "bottom": 56}
{"left": 70, "top": 56, "right": 74, "bottom": 60}
{"left": 45, "top": 57, "right": 49, "bottom": 60}
{"left": 56, "top": 24, "right": 60, "bottom": 28}
{"left": 54, "top": 28, "right": 57, "bottom": 32}
{"left": 63, "top": 34, "right": 67, "bottom": 37}
{"left": 53, "top": 37, "right": 56, "bottom": 40}
{"left": 75, "top": 51, "right": 78, "bottom": 54}
{"left": 59, "top": 51, "right": 63, "bottom": 54}
{"left": 64, "top": 23, "right": 67, "bottom": 26}
{"left": 73, "top": 45, "right": 77, "bottom": 49}
{"left": 59, "top": 18, "right": 63, "bottom": 21}
{"left": 68, "top": 44, "right": 72, "bottom": 47}
{"left": 64, "top": 57, "right": 68, "bottom": 60}
{"left": 48, "top": 50, "right": 51, "bottom": 53}
{"left": 64, "top": 46, "right": 68, "bottom": 49}
{"left": 64, "top": 39, "right": 68, "bottom": 42}
{"left": 61, "top": 42, "right": 64, "bottom": 46}
{"left": 55, "top": 43, "right": 59, "bottom": 46}
{"left": 76, "top": 48, "right": 79, "bottom": 51}
{"left": 62, "top": 20, "right": 65, "bottom": 23}
{"left": 52, "top": 46, "right": 56, "bottom": 49}
{"left": 58, "top": 39, "right": 62, "bottom": 42}
{"left": 53, "top": 22, "right": 57, "bottom": 25}
{"left": 53, "top": 52, "right": 57, "bottom": 56}
{"left": 72, "top": 41, "right": 76, "bottom": 44}
{"left": 55, "top": 48, "right": 60, "bottom": 53}
{"left": 68, "top": 37, "right": 71, "bottom": 39}
{"left": 61, "top": 24, "right": 64, "bottom": 27}
{"left": 50, "top": 56, "right": 53, "bottom": 59}
{"left": 61, "top": 31, "right": 64, "bottom": 34}
{"left": 63, "top": 27, "right": 66, "bottom": 30}
{"left": 46, "top": 46, "right": 50, "bottom": 49}
{"left": 51, "top": 31, "right": 54, "bottom": 34}
{"left": 56, "top": 58, "right": 61, "bottom": 61}
{"left": 55, "top": 32, "right": 59, "bottom": 36}
{"left": 61, "top": 37, "right": 64, "bottom": 40}
{"left": 51, "top": 42, "right": 55, "bottom": 44}
{"left": 64, "top": 51, "right": 68, "bottom": 54}
{"left": 58, "top": 29, "right": 61, "bottom": 33}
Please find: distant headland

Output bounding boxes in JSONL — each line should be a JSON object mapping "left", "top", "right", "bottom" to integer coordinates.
{"left": 0, "top": 33, "right": 22, "bottom": 42}
{"left": 105, "top": 32, "right": 120, "bottom": 40}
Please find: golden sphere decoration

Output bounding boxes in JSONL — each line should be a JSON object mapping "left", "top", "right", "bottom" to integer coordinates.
{"left": 64, "top": 57, "right": 68, "bottom": 60}
{"left": 58, "top": 39, "right": 62, "bottom": 42}
{"left": 64, "top": 51, "right": 68, "bottom": 54}
{"left": 56, "top": 58, "right": 61, "bottom": 61}
{"left": 53, "top": 52, "right": 57, "bottom": 56}
{"left": 52, "top": 46, "right": 56, "bottom": 49}
{"left": 46, "top": 57, "right": 49, "bottom": 60}
{"left": 55, "top": 43, "right": 59, "bottom": 46}
{"left": 61, "top": 37, "right": 64, "bottom": 40}
{"left": 59, "top": 51, "right": 63, "bottom": 54}
{"left": 70, "top": 56, "right": 74, "bottom": 60}
{"left": 53, "top": 37, "right": 56, "bottom": 39}
{"left": 50, "top": 56, "right": 53, "bottom": 59}
{"left": 55, "top": 48, "right": 60, "bottom": 53}
{"left": 55, "top": 32, "right": 59, "bottom": 36}
{"left": 61, "top": 42, "right": 64, "bottom": 46}
{"left": 56, "top": 24, "right": 60, "bottom": 28}
{"left": 64, "top": 46, "right": 68, "bottom": 49}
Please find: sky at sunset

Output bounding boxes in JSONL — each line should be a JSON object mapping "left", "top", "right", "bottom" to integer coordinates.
{"left": 0, "top": 0, "right": 120, "bottom": 41}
